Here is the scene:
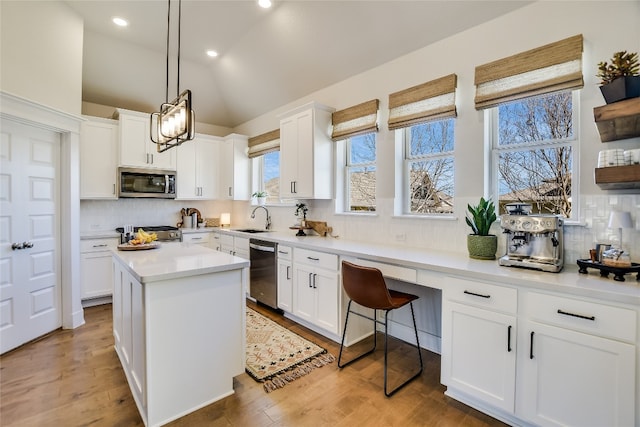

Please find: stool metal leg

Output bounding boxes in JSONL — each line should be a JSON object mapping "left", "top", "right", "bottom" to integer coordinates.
{"left": 383, "top": 301, "right": 424, "bottom": 397}
{"left": 338, "top": 299, "right": 378, "bottom": 368}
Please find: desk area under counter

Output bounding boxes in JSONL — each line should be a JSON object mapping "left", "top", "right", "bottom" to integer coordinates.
{"left": 220, "top": 228, "right": 640, "bottom": 427}
{"left": 111, "top": 242, "right": 249, "bottom": 427}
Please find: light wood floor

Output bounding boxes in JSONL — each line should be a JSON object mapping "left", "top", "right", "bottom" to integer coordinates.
{"left": 1, "top": 301, "right": 508, "bottom": 427}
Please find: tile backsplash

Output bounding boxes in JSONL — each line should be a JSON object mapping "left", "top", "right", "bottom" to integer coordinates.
{"left": 82, "top": 194, "right": 639, "bottom": 264}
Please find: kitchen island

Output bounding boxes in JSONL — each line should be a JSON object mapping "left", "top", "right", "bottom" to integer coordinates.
{"left": 111, "top": 242, "right": 249, "bottom": 427}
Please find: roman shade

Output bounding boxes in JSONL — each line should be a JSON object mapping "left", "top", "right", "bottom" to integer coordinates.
{"left": 331, "top": 99, "right": 379, "bottom": 141}
{"left": 388, "top": 74, "right": 457, "bottom": 130}
{"left": 474, "top": 34, "right": 583, "bottom": 110}
{"left": 248, "top": 129, "right": 280, "bottom": 158}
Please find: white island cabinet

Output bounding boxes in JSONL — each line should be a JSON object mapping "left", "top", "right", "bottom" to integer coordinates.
{"left": 112, "top": 242, "right": 249, "bottom": 427}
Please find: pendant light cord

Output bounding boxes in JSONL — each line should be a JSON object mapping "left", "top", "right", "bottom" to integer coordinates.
{"left": 165, "top": 0, "right": 170, "bottom": 103}
{"left": 177, "top": 0, "right": 182, "bottom": 98}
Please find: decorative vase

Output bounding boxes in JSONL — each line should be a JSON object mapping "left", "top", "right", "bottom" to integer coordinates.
{"left": 257, "top": 196, "right": 266, "bottom": 206}
{"left": 600, "top": 76, "right": 640, "bottom": 104}
{"left": 467, "top": 234, "right": 498, "bottom": 260}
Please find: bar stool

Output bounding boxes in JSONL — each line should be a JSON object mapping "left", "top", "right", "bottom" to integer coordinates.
{"left": 338, "top": 261, "right": 424, "bottom": 396}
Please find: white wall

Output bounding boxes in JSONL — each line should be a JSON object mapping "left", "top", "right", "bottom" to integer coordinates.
{"left": 0, "top": 1, "right": 83, "bottom": 115}
{"left": 231, "top": 1, "right": 640, "bottom": 263}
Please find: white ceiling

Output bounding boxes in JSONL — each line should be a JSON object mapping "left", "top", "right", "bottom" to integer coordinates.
{"left": 64, "top": 0, "right": 530, "bottom": 128}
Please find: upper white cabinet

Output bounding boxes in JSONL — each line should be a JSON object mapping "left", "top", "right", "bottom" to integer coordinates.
{"left": 80, "top": 116, "right": 118, "bottom": 199}
{"left": 278, "top": 102, "right": 334, "bottom": 199}
{"left": 114, "top": 108, "right": 176, "bottom": 170}
{"left": 176, "top": 133, "right": 220, "bottom": 200}
{"left": 218, "top": 134, "right": 250, "bottom": 200}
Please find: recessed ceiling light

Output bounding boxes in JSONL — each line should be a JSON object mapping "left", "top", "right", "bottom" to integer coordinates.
{"left": 112, "top": 17, "right": 128, "bottom": 27}
{"left": 258, "top": 0, "right": 272, "bottom": 9}
{"left": 206, "top": 50, "right": 219, "bottom": 58}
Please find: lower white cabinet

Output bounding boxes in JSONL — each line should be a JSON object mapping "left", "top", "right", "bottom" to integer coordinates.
{"left": 516, "top": 292, "right": 636, "bottom": 427}
{"left": 442, "top": 277, "right": 517, "bottom": 413}
{"left": 277, "top": 245, "right": 293, "bottom": 312}
{"left": 292, "top": 247, "right": 339, "bottom": 335}
{"left": 215, "top": 232, "right": 249, "bottom": 259}
{"left": 182, "top": 231, "right": 211, "bottom": 245}
{"left": 443, "top": 277, "right": 637, "bottom": 427}
{"left": 81, "top": 237, "right": 119, "bottom": 301}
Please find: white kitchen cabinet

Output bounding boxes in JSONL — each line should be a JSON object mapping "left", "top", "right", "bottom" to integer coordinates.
{"left": 441, "top": 277, "right": 517, "bottom": 414}
{"left": 218, "top": 134, "right": 250, "bottom": 200}
{"left": 278, "top": 102, "right": 334, "bottom": 199}
{"left": 516, "top": 292, "right": 636, "bottom": 427}
{"left": 277, "top": 245, "right": 293, "bottom": 312}
{"left": 292, "top": 247, "right": 339, "bottom": 334}
{"left": 115, "top": 108, "right": 175, "bottom": 170}
{"left": 210, "top": 231, "right": 223, "bottom": 251}
{"left": 80, "top": 117, "right": 118, "bottom": 199}
{"left": 176, "top": 133, "right": 220, "bottom": 200}
{"left": 182, "top": 230, "right": 211, "bottom": 245}
{"left": 215, "top": 232, "right": 249, "bottom": 260}
{"left": 81, "top": 237, "right": 119, "bottom": 302}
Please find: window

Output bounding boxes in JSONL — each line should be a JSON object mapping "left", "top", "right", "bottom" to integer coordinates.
{"left": 254, "top": 150, "right": 280, "bottom": 204}
{"left": 489, "top": 91, "right": 576, "bottom": 218}
{"left": 403, "top": 118, "right": 454, "bottom": 214}
{"left": 345, "top": 133, "right": 376, "bottom": 212}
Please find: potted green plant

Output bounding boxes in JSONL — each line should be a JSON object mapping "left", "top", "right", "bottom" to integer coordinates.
{"left": 295, "top": 202, "right": 308, "bottom": 227}
{"left": 251, "top": 191, "right": 268, "bottom": 205}
{"left": 596, "top": 50, "right": 640, "bottom": 104}
{"left": 465, "top": 197, "right": 498, "bottom": 260}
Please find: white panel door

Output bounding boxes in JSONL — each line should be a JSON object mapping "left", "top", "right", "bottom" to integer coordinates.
{"left": 0, "top": 119, "right": 61, "bottom": 354}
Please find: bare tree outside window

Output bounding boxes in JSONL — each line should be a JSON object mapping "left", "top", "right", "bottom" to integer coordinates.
{"left": 405, "top": 119, "right": 455, "bottom": 214}
{"left": 496, "top": 92, "right": 574, "bottom": 217}
{"left": 347, "top": 133, "right": 376, "bottom": 211}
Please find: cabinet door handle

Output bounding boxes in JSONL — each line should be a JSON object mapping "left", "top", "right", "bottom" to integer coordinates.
{"left": 557, "top": 309, "right": 595, "bottom": 321}
{"left": 228, "top": 187, "right": 232, "bottom": 197}
{"left": 313, "top": 273, "right": 317, "bottom": 288}
{"left": 529, "top": 331, "right": 535, "bottom": 359}
{"left": 113, "top": 183, "right": 116, "bottom": 195}
{"left": 286, "top": 265, "right": 291, "bottom": 280}
{"left": 290, "top": 181, "right": 294, "bottom": 194}
{"left": 150, "top": 154, "right": 154, "bottom": 164}
{"left": 507, "top": 325, "right": 512, "bottom": 352}
{"left": 463, "top": 290, "right": 491, "bottom": 299}
{"left": 308, "top": 272, "right": 313, "bottom": 288}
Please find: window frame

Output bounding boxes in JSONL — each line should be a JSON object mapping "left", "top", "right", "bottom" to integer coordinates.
{"left": 486, "top": 90, "right": 579, "bottom": 221}
{"left": 400, "top": 118, "right": 455, "bottom": 216}
{"left": 251, "top": 150, "right": 281, "bottom": 205}
{"left": 342, "top": 132, "right": 377, "bottom": 213}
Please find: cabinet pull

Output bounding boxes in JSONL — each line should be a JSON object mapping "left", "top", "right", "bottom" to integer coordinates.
{"left": 278, "top": 250, "right": 289, "bottom": 255}
{"left": 557, "top": 309, "right": 595, "bottom": 321}
{"left": 308, "top": 272, "right": 313, "bottom": 288}
{"left": 293, "top": 181, "right": 297, "bottom": 193}
{"left": 463, "top": 290, "right": 491, "bottom": 299}
{"left": 92, "top": 244, "right": 108, "bottom": 248}
{"left": 113, "top": 183, "right": 116, "bottom": 195}
{"left": 313, "top": 273, "right": 317, "bottom": 289}
{"left": 150, "top": 154, "right": 154, "bottom": 164}
{"left": 228, "top": 187, "right": 232, "bottom": 197}
{"left": 507, "top": 325, "right": 512, "bottom": 352}
{"left": 286, "top": 265, "right": 290, "bottom": 280}
{"left": 192, "top": 237, "right": 202, "bottom": 240}
{"left": 529, "top": 331, "right": 535, "bottom": 359}
{"left": 307, "top": 256, "right": 320, "bottom": 261}
{"left": 290, "top": 181, "right": 295, "bottom": 194}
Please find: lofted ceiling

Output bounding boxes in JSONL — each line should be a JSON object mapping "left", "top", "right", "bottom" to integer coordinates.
{"left": 64, "top": 0, "right": 530, "bottom": 128}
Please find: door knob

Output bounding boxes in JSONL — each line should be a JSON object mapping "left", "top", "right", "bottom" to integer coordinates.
{"left": 11, "top": 241, "right": 33, "bottom": 250}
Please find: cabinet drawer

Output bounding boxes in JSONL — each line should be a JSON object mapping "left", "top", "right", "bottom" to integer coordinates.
{"left": 347, "top": 258, "right": 417, "bottom": 283}
{"left": 183, "top": 232, "right": 210, "bottom": 244}
{"left": 217, "top": 233, "right": 234, "bottom": 246}
{"left": 445, "top": 277, "right": 517, "bottom": 315}
{"left": 294, "top": 248, "right": 338, "bottom": 271}
{"left": 277, "top": 245, "right": 292, "bottom": 261}
{"left": 525, "top": 292, "right": 636, "bottom": 343}
{"left": 81, "top": 238, "right": 118, "bottom": 253}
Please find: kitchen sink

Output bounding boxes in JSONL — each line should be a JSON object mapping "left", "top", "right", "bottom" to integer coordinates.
{"left": 235, "top": 228, "right": 268, "bottom": 233}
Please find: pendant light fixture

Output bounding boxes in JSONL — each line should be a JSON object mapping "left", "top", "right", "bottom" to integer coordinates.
{"left": 150, "top": 0, "right": 195, "bottom": 152}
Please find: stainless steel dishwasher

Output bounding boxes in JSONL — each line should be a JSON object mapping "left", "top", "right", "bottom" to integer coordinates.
{"left": 249, "top": 238, "right": 278, "bottom": 310}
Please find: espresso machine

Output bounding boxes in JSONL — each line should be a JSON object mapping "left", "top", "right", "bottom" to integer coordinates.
{"left": 498, "top": 203, "right": 564, "bottom": 273}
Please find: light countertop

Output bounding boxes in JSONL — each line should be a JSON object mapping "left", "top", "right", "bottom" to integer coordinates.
{"left": 218, "top": 228, "right": 640, "bottom": 305}
{"left": 111, "top": 241, "right": 249, "bottom": 284}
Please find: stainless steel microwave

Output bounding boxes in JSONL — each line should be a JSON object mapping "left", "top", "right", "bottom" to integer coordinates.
{"left": 118, "top": 167, "right": 176, "bottom": 198}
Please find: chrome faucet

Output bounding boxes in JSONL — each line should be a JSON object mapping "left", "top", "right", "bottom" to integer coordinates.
{"left": 251, "top": 206, "right": 271, "bottom": 230}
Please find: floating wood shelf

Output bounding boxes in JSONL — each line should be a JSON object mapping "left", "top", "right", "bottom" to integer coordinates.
{"left": 593, "top": 98, "right": 640, "bottom": 142}
{"left": 595, "top": 164, "right": 640, "bottom": 189}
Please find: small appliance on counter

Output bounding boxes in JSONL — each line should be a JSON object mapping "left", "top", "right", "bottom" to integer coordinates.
{"left": 498, "top": 203, "right": 564, "bottom": 273}
{"left": 116, "top": 225, "right": 182, "bottom": 244}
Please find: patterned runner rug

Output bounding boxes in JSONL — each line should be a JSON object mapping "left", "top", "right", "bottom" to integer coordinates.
{"left": 246, "top": 307, "right": 335, "bottom": 392}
